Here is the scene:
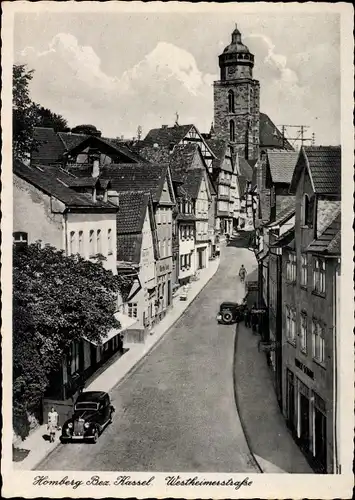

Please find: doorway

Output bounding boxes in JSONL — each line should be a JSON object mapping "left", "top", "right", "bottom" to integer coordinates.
{"left": 299, "top": 393, "right": 310, "bottom": 452}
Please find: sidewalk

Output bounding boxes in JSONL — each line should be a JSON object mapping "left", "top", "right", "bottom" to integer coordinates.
{"left": 13, "top": 257, "right": 220, "bottom": 471}
{"left": 234, "top": 320, "right": 313, "bottom": 474}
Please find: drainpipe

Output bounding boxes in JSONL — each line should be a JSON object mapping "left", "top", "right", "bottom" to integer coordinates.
{"left": 64, "top": 210, "right": 69, "bottom": 255}
{"left": 333, "top": 258, "right": 340, "bottom": 473}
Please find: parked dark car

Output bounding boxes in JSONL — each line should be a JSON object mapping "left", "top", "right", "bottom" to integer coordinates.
{"left": 60, "top": 391, "right": 115, "bottom": 443}
{"left": 216, "top": 301, "right": 245, "bottom": 324}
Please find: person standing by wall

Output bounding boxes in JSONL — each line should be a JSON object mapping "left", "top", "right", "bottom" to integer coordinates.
{"left": 47, "top": 406, "right": 59, "bottom": 443}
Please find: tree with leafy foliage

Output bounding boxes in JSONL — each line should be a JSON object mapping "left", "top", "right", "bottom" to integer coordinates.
{"left": 12, "top": 64, "right": 39, "bottom": 160}
{"left": 34, "top": 105, "right": 70, "bottom": 132}
{"left": 71, "top": 124, "right": 102, "bottom": 137}
{"left": 13, "top": 243, "right": 133, "bottom": 439}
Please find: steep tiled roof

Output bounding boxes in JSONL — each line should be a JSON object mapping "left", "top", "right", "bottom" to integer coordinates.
{"left": 307, "top": 212, "right": 341, "bottom": 254}
{"left": 183, "top": 169, "right": 204, "bottom": 199}
{"left": 32, "top": 127, "right": 66, "bottom": 164}
{"left": 259, "top": 113, "right": 293, "bottom": 150}
{"left": 268, "top": 199, "right": 295, "bottom": 227}
{"left": 58, "top": 131, "right": 87, "bottom": 150}
{"left": 116, "top": 191, "right": 150, "bottom": 234}
{"left": 144, "top": 124, "right": 193, "bottom": 147}
{"left": 205, "top": 138, "right": 230, "bottom": 171}
{"left": 267, "top": 150, "right": 299, "bottom": 184}
{"left": 239, "top": 157, "right": 254, "bottom": 181}
{"left": 99, "top": 163, "right": 168, "bottom": 203}
{"left": 169, "top": 143, "right": 198, "bottom": 181}
{"left": 305, "top": 146, "right": 341, "bottom": 194}
{"left": 129, "top": 143, "right": 170, "bottom": 164}
{"left": 14, "top": 160, "right": 117, "bottom": 210}
{"left": 271, "top": 226, "right": 295, "bottom": 249}
{"left": 116, "top": 233, "right": 142, "bottom": 264}
{"left": 67, "top": 177, "right": 98, "bottom": 188}
{"left": 316, "top": 200, "right": 341, "bottom": 237}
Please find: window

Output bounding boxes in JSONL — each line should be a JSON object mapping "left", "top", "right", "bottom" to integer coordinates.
{"left": 127, "top": 303, "right": 138, "bottom": 318}
{"left": 300, "top": 313, "right": 307, "bottom": 353}
{"left": 286, "top": 253, "right": 297, "bottom": 282}
{"left": 13, "top": 231, "right": 28, "bottom": 247}
{"left": 181, "top": 254, "right": 191, "bottom": 270}
{"left": 230, "top": 120, "right": 235, "bottom": 142}
{"left": 97, "top": 229, "right": 102, "bottom": 254}
{"left": 312, "top": 320, "right": 325, "bottom": 364}
{"left": 108, "top": 229, "right": 113, "bottom": 255}
{"left": 313, "top": 257, "right": 326, "bottom": 294}
{"left": 89, "top": 230, "right": 95, "bottom": 256}
{"left": 69, "top": 231, "right": 76, "bottom": 255}
{"left": 156, "top": 209, "right": 161, "bottom": 224}
{"left": 286, "top": 306, "right": 296, "bottom": 344}
{"left": 302, "top": 194, "right": 314, "bottom": 227}
{"left": 78, "top": 231, "right": 83, "bottom": 255}
{"left": 301, "top": 254, "right": 308, "bottom": 286}
{"left": 228, "top": 90, "right": 235, "bottom": 113}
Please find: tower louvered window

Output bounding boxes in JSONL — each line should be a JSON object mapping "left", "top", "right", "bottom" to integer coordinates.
{"left": 229, "top": 120, "right": 235, "bottom": 141}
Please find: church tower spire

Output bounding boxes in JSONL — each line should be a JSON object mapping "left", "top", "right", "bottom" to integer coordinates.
{"left": 213, "top": 24, "right": 260, "bottom": 160}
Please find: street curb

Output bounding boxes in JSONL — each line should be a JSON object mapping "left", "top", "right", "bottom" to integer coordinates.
{"left": 110, "top": 258, "right": 221, "bottom": 393}
{"left": 233, "top": 322, "right": 264, "bottom": 474}
{"left": 31, "top": 259, "right": 221, "bottom": 470}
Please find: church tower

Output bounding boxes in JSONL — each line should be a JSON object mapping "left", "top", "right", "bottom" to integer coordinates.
{"left": 213, "top": 24, "right": 260, "bottom": 160}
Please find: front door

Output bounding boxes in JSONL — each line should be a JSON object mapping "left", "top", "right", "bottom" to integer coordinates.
{"left": 315, "top": 408, "right": 327, "bottom": 472}
{"left": 300, "top": 394, "right": 310, "bottom": 451}
{"left": 198, "top": 249, "right": 203, "bottom": 269}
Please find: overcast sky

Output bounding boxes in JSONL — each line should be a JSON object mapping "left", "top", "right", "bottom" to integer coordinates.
{"left": 14, "top": 9, "right": 340, "bottom": 145}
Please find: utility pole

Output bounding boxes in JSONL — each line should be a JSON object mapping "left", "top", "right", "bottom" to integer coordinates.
{"left": 277, "top": 124, "right": 314, "bottom": 150}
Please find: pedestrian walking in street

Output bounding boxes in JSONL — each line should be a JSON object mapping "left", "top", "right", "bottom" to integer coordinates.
{"left": 47, "top": 407, "right": 59, "bottom": 443}
{"left": 239, "top": 264, "right": 247, "bottom": 284}
{"left": 244, "top": 307, "right": 251, "bottom": 328}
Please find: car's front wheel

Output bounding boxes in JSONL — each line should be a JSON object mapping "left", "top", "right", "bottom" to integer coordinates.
{"left": 221, "top": 309, "right": 234, "bottom": 324}
{"left": 92, "top": 428, "right": 99, "bottom": 443}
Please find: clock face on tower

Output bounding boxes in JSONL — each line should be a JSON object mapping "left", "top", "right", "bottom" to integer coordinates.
{"left": 228, "top": 66, "right": 235, "bottom": 75}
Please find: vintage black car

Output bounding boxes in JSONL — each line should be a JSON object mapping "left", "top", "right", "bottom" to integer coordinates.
{"left": 216, "top": 301, "right": 245, "bottom": 324}
{"left": 61, "top": 391, "right": 115, "bottom": 443}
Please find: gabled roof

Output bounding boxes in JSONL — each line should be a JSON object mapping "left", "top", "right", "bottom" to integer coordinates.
{"left": 259, "top": 113, "right": 293, "bottom": 150}
{"left": 32, "top": 127, "right": 143, "bottom": 165}
{"left": 116, "top": 191, "right": 150, "bottom": 234}
{"left": 267, "top": 150, "right": 299, "bottom": 184}
{"left": 239, "top": 156, "right": 254, "bottom": 182}
{"left": 144, "top": 124, "right": 194, "bottom": 147}
{"left": 271, "top": 226, "right": 295, "bottom": 249}
{"left": 32, "top": 127, "right": 66, "bottom": 164}
{"left": 205, "top": 139, "right": 233, "bottom": 172}
{"left": 290, "top": 146, "right": 341, "bottom": 195}
{"left": 99, "top": 163, "right": 171, "bottom": 204}
{"left": 13, "top": 160, "right": 117, "bottom": 210}
{"left": 183, "top": 169, "right": 204, "bottom": 199}
{"left": 116, "top": 233, "right": 143, "bottom": 265}
{"left": 267, "top": 199, "right": 295, "bottom": 227}
{"left": 169, "top": 143, "right": 198, "bottom": 181}
{"left": 307, "top": 212, "right": 341, "bottom": 255}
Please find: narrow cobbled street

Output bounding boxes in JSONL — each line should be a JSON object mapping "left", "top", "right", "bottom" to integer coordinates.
{"left": 38, "top": 237, "right": 259, "bottom": 472}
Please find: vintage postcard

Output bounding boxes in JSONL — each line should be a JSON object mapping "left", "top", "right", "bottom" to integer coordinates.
{"left": 1, "top": 1, "right": 354, "bottom": 498}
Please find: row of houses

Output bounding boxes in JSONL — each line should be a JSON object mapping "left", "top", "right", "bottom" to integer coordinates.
{"left": 13, "top": 121, "right": 261, "bottom": 421}
{"left": 253, "top": 145, "right": 342, "bottom": 474}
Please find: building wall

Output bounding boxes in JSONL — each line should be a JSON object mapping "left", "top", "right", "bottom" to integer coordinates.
{"left": 281, "top": 166, "right": 336, "bottom": 473}
{"left": 13, "top": 175, "right": 65, "bottom": 249}
{"left": 67, "top": 212, "right": 117, "bottom": 273}
{"left": 213, "top": 79, "right": 260, "bottom": 160}
{"left": 178, "top": 223, "right": 195, "bottom": 281}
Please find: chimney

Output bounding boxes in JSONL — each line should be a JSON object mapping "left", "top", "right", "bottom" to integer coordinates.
{"left": 92, "top": 159, "right": 100, "bottom": 178}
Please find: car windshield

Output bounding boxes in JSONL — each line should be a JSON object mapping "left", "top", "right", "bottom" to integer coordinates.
{"left": 75, "top": 402, "right": 98, "bottom": 411}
